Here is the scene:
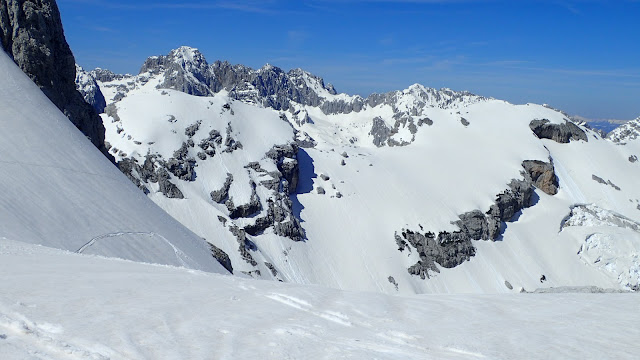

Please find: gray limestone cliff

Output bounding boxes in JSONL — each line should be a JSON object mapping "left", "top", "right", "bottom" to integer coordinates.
{"left": 0, "top": 0, "right": 111, "bottom": 159}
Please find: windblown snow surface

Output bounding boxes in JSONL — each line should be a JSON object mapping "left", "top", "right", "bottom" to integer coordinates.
{"left": 91, "top": 47, "right": 640, "bottom": 294}
{"left": 1, "top": 238, "right": 639, "bottom": 360}
{"left": 0, "top": 49, "right": 226, "bottom": 274}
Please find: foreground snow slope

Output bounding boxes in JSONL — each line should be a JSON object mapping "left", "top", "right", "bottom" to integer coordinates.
{"left": 0, "top": 50, "right": 226, "bottom": 273}
{"left": 1, "top": 238, "right": 638, "bottom": 360}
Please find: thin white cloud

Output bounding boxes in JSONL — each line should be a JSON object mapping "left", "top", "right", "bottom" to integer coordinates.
{"left": 62, "top": 0, "right": 280, "bottom": 14}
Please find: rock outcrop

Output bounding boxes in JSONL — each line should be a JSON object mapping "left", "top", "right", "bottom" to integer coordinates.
{"left": 209, "top": 242, "right": 233, "bottom": 274}
{"left": 211, "top": 173, "right": 233, "bottom": 204}
{"left": 529, "top": 119, "right": 588, "bottom": 143}
{"left": 0, "top": 0, "right": 111, "bottom": 158}
{"left": 400, "top": 159, "right": 558, "bottom": 279}
{"left": 241, "top": 144, "right": 305, "bottom": 242}
{"left": 370, "top": 117, "right": 392, "bottom": 147}
{"left": 117, "top": 155, "right": 184, "bottom": 199}
{"left": 522, "top": 160, "right": 559, "bottom": 195}
{"left": 265, "top": 144, "right": 299, "bottom": 193}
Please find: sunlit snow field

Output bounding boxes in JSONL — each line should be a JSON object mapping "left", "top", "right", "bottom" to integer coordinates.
{"left": 1, "top": 238, "right": 638, "bottom": 360}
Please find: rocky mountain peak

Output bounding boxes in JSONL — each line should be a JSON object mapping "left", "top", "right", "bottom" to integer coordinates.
{"left": 259, "top": 63, "right": 278, "bottom": 72}
{"left": 607, "top": 117, "right": 640, "bottom": 143}
{"left": 287, "top": 67, "right": 338, "bottom": 96}
{"left": 90, "top": 67, "right": 127, "bottom": 82}
{"left": 167, "top": 46, "right": 208, "bottom": 69}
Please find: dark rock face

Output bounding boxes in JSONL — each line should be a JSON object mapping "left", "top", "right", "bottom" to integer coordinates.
{"left": 388, "top": 276, "right": 399, "bottom": 290}
{"left": 522, "top": 160, "right": 559, "bottom": 195}
{"left": 233, "top": 145, "right": 305, "bottom": 242}
{"left": 244, "top": 193, "right": 305, "bottom": 242}
{"left": 592, "top": 174, "right": 607, "bottom": 185}
{"left": 208, "top": 242, "right": 233, "bottom": 274}
{"left": 117, "top": 158, "right": 150, "bottom": 194}
{"left": 166, "top": 142, "right": 197, "bottom": 181}
{"left": 266, "top": 144, "right": 299, "bottom": 194}
{"left": 488, "top": 178, "right": 533, "bottom": 223}
{"left": 629, "top": 155, "right": 638, "bottom": 163}
{"left": 222, "top": 123, "right": 243, "bottom": 153}
{"left": 370, "top": 117, "right": 391, "bottom": 147}
{"left": 401, "top": 230, "right": 476, "bottom": 279}
{"left": 455, "top": 210, "right": 493, "bottom": 241}
{"left": 592, "top": 174, "right": 621, "bottom": 190}
{"left": 117, "top": 155, "right": 184, "bottom": 199}
{"left": 210, "top": 173, "right": 233, "bottom": 204}
{"left": 229, "top": 225, "right": 258, "bottom": 266}
{"left": 0, "top": 0, "right": 110, "bottom": 158}
{"left": 225, "top": 182, "right": 262, "bottom": 219}
{"left": 199, "top": 129, "right": 223, "bottom": 157}
{"left": 418, "top": 118, "right": 433, "bottom": 126}
{"left": 529, "top": 119, "right": 588, "bottom": 143}
{"left": 265, "top": 262, "right": 278, "bottom": 277}
{"left": 184, "top": 120, "right": 201, "bottom": 137}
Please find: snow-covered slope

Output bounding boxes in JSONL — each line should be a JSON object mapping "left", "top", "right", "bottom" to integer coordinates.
{"left": 1, "top": 238, "right": 638, "bottom": 360}
{"left": 0, "top": 50, "right": 227, "bottom": 274}
{"left": 79, "top": 46, "right": 640, "bottom": 294}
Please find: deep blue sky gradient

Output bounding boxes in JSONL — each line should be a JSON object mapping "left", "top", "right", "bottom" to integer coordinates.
{"left": 58, "top": 0, "right": 640, "bottom": 119}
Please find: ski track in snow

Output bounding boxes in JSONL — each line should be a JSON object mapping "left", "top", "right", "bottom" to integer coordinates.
{"left": 76, "top": 232, "right": 193, "bottom": 268}
{"left": 266, "top": 293, "right": 353, "bottom": 326}
{"left": 75, "top": 232, "right": 157, "bottom": 254}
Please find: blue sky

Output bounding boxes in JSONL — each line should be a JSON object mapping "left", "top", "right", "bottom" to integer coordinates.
{"left": 58, "top": 0, "right": 640, "bottom": 119}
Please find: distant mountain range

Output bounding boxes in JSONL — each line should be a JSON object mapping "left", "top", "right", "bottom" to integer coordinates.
{"left": 569, "top": 115, "right": 631, "bottom": 134}
{"left": 72, "top": 46, "right": 640, "bottom": 294}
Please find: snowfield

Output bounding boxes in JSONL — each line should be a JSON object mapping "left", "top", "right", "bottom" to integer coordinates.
{"left": 87, "top": 47, "right": 640, "bottom": 294}
{"left": 1, "top": 238, "right": 638, "bottom": 360}
{"left": 0, "top": 48, "right": 227, "bottom": 274}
